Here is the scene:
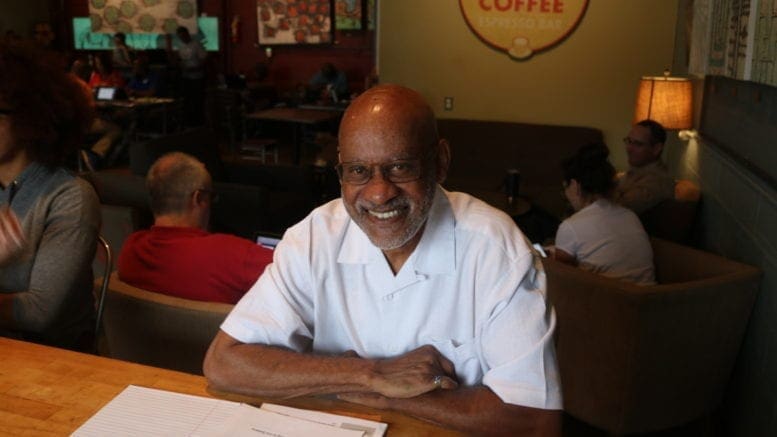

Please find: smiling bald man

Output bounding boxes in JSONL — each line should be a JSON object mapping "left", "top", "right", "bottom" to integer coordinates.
{"left": 204, "top": 84, "right": 562, "bottom": 435}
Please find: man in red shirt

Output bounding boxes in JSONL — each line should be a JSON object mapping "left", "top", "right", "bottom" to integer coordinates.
{"left": 117, "top": 152, "right": 273, "bottom": 304}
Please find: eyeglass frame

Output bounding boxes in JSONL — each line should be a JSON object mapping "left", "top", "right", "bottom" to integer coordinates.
{"left": 334, "top": 148, "right": 438, "bottom": 186}
{"left": 622, "top": 136, "right": 653, "bottom": 147}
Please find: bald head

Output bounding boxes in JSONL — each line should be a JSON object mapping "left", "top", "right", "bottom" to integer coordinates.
{"left": 147, "top": 152, "right": 211, "bottom": 217}
{"left": 336, "top": 85, "right": 452, "bottom": 260}
{"left": 339, "top": 84, "right": 440, "bottom": 160}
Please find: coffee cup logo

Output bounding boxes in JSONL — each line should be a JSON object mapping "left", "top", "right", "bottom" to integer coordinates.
{"left": 459, "top": 0, "right": 589, "bottom": 59}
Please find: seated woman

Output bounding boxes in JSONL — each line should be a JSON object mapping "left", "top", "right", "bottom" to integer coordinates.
{"left": 0, "top": 42, "right": 101, "bottom": 350}
{"left": 88, "top": 52, "right": 126, "bottom": 89}
{"left": 552, "top": 142, "right": 655, "bottom": 285}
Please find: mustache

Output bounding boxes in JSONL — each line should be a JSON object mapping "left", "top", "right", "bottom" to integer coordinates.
{"left": 356, "top": 197, "right": 410, "bottom": 212}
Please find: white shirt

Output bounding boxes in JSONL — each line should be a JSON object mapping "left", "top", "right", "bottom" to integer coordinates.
{"left": 555, "top": 199, "right": 656, "bottom": 285}
{"left": 222, "top": 187, "right": 562, "bottom": 409}
{"left": 178, "top": 40, "right": 206, "bottom": 79}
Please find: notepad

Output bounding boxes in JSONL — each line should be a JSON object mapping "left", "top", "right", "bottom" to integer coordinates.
{"left": 71, "top": 385, "right": 387, "bottom": 437}
{"left": 72, "top": 385, "right": 240, "bottom": 437}
{"left": 207, "top": 404, "right": 364, "bottom": 437}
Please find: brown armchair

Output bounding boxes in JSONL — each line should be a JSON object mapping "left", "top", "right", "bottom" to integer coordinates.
{"left": 98, "top": 272, "right": 233, "bottom": 375}
{"left": 543, "top": 238, "right": 761, "bottom": 435}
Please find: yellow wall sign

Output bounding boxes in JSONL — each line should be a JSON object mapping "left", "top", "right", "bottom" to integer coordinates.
{"left": 459, "top": 0, "right": 589, "bottom": 59}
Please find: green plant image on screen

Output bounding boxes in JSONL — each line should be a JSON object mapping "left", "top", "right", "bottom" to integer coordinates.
{"left": 73, "top": 16, "right": 218, "bottom": 51}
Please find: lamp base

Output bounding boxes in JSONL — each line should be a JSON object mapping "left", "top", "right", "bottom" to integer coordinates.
{"left": 678, "top": 129, "right": 698, "bottom": 141}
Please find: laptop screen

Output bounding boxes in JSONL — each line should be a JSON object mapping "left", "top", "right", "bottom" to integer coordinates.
{"left": 256, "top": 234, "right": 281, "bottom": 249}
{"left": 96, "top": 87, "right": 116, "bottom": 100}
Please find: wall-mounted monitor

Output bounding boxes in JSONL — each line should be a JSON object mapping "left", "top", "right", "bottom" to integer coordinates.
{"left": 73, "top": 16, "right": 218, "bottom": 51}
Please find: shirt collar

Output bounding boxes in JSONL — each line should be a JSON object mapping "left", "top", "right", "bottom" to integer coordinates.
{"left": 629, "top": 159, "right": 666, "bottom": 175}
{"left": 337, "top": 186, "right": 456, "bottom": 275}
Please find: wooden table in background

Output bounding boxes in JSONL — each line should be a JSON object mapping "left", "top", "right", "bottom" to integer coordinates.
{"left": 246, "top": 107, "right": 342, "bottom": 165}
{"left": 0, "top": 337, "right": 460, "bottom": 436}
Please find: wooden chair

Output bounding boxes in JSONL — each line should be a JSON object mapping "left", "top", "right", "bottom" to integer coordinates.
{"left": 99, "top": 272, "right": 234, "bottom": 375}
{"left": 544, "top": 238, "right": 761, "bottom": 435}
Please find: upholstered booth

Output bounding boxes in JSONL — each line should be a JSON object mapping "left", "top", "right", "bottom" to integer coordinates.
{"left": 543, "top": 238, "right": 761, "bottom": 435}
{"left": 81, "top": 170, "right": 271, "bottom": 254}
{"left": 640, "top": 179, "right": 702, "bottom": 244}
{"left": 98, "top": 272, "right": 233, "bottom": 375}
{"left": 128, "top": 127, "right": 316, "bottom": 233}
{"left": 438, "top": 119, "right": 603, "bottom": 219}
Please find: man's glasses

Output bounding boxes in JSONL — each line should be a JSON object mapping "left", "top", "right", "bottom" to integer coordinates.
{"left": 0, "top": 108, "right": 14, "bottom": 116}
{"left": 335, "top": 159, "right": 425, "bottom": 185}
{"left": 622, "top": 137, "right": 650, "bottom": 147}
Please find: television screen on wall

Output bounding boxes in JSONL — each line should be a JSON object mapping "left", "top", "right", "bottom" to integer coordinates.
{"left": 73, "top": 16, "right": 218, "bottom": 51}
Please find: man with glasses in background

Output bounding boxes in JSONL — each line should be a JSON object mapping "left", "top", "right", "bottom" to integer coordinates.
{"left": 204, "top": 84, "right": 562, "bottom": 435}
{"left": 117, "top": 152, "right": 273, "bottom": 304}
{"left": 614, "top": 119, "right": 675, "bottom": 214}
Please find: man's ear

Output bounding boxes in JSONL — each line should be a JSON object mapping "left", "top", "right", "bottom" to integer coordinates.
{"left": 571, "top": 179, "right": 582, "bottom": 197}
{"left": 192, "top": 189, "right": 206, "bottom": 207}
{"left": 436, "top": 139, "right": 451, "bottom": 184}
{"left": 652, "top": 142, "right": 665, "bottom": 159}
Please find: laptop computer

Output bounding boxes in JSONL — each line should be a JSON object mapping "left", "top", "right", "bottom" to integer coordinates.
{"left": 95, "top": 86, "right": 127, "bottom": 101}
{"left": 95, "top": 87, "right": 117, "bottom": 100}
{"left": 255, "top": 231, "right": 283, "bottom": 249}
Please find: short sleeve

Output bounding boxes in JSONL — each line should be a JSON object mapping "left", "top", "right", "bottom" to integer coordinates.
{"left": 480, "top": 253, "right": 563, "bottom": 409}
{"left": 554, "top": 219, "right": 578, "bottom": 257}
{"left": 220, "top": 222, "right": 315, "bottom": 352}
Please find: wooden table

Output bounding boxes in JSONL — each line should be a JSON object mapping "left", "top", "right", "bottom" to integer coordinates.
{"left": 246, "top": 107, "right": 342, "bottom": 165}
{"left": 0, "top": 337, "right": 460, "bottom": 436}
{"left": 95, "top": 97, "right": 178, "bottom": 164}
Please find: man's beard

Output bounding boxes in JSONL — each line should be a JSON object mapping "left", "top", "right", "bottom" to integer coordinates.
{"left": 345, "top": 180, "right": 436, "bottom": 251}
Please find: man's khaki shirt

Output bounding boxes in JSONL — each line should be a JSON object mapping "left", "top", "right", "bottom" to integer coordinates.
{"left": 614, "top": 160, "right": 675, "bottom": 214}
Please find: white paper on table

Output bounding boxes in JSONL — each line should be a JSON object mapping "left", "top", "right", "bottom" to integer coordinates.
{"left": 204, "top": 403, "right": 365, "bottom": 437}
{"left": 71, "top": 385, "right": 241, "bottom": 437}
{"left": 261, "top": 403, "right": 387, "bottom": 437}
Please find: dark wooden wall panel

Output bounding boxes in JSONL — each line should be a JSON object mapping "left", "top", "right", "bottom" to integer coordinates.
{"left": 700, "top": 76, "right": 777, "bottom": 190}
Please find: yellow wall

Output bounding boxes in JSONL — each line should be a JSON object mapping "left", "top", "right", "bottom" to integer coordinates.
{"left": 378, "top": 0, "right": 679, "bottom": 168}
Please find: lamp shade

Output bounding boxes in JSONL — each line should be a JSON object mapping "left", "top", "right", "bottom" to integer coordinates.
{"left": 633, "top": 76, "right": 692, "bottom": 129}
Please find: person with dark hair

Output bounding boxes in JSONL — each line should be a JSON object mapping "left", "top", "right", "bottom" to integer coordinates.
{"left": 0, "top": 42, "right": 100, "bottom": 350}
{"left": 117, "top": 152, "right": 273, "bottom": 304}
{"left": 614, "top": 119, "right": 675, "bottom": 214}
{"left": 70, "top": 57, "right": 123, "bottom": 167}
{"left": 111, "top": 32, "right": 134, "bottom": 72}
{"left": 552, "top": 142, "right": 655, "bottom": 285}
{"left": 4, "top": 30, "right": 22, "bottom": 44}
{"left": 31, "top": 22, "right": 55, "bottom": 49}
{"left": 169, "top": 26, "right": 206, "bottom": 125}
{"left": 88, "top": 52, "right": 125, "bottom": 89}
{"left": 309, "top": 62, "right": 349, "bottom": 102}
{"left": 126, "top": 56, "right": 159, "bottom": 98}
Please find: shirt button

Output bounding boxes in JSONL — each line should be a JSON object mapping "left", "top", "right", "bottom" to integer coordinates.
{"left": 384, "top": 294, "right": 393, "bottom": 301}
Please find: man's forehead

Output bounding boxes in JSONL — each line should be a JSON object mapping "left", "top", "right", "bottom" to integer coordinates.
{"left": 629, "top": 125, "right": 653, "bottom": 140}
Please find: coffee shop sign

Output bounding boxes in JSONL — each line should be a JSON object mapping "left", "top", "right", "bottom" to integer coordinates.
{"left": 460, "top": 0, "right": 589, "bottom": 60}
